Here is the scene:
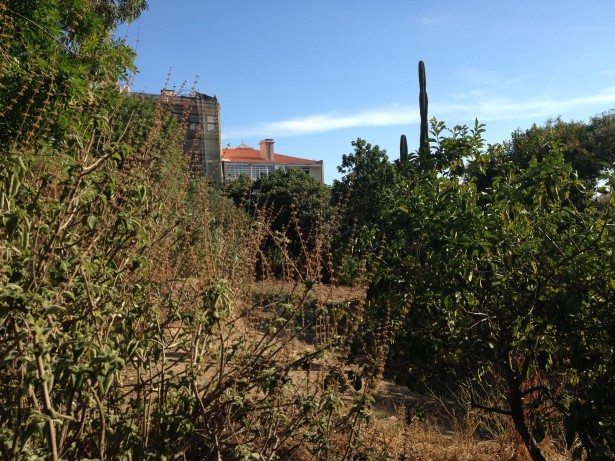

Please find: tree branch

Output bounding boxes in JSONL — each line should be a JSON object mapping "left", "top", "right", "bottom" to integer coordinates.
{"left": 470, "top": 390, "right": 512, "bottom": 416}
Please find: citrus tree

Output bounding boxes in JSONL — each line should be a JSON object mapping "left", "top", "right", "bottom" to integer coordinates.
{"left": 370, "top": 119, "right": 614, "bottom": 460}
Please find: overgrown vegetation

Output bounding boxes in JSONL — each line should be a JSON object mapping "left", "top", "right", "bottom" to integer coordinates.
{"left": 340, "top": 118, "right": 615, "bottom": 460}
{"left": 2, "top": 1, "right": 614, "bottom": 460}
{"left": 224, "top": 169, "right": 333, "bottom": 280}
{"left": 0, "top": 3, "right": 370, "bottom": 459}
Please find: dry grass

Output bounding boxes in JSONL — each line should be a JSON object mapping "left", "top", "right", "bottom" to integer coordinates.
{"left": 241, "top": 280, "right": 570, "bottom": 461}
{"left": 349, "top": 409, "right": 568, "bottom": 461}
{"left": 250, "top": 279, "right": 367, "bottom": 304}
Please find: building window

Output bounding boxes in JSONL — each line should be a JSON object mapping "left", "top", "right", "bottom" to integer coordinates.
{"left": 207, "top": 123, "right": 216, "bottom": 131}
{"left": 225, "top": 163, "right": 252, "bottom": 180}
{"left": 252, "top": 165, "right": 275, "bottom": 179}
{"left": 277, "top": 165, "right": 310, "bottom": 174}
{"left": 207, "top": 115, "right": 216, "bottom": 123}
{"left": 224, "top": 163, "right": 275, "bottom": 181}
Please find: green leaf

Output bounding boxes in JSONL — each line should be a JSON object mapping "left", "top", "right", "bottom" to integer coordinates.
{"left": 44, "top": 305, "right": 66, "bottom": 315}
{"left": 87, "top": 215, "right": 98, "bottom": 230}
{"left": 3, "top": 214, "right": 19, "bottom": 238}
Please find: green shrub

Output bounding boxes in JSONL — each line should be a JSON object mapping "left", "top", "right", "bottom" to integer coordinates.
{"left": 363, "top": 118, "right": 615, "bottom": 460}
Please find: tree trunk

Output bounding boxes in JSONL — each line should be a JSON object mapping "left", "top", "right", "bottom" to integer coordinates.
{"left": 504, "top": 363, "right": 547, "bottom": 461}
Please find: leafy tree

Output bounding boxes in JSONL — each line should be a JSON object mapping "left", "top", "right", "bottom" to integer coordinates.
{"left": 332, "top": 139, "right": 404, "bottom": 282}
{"left": 368, "top": 119, "right": 614, "bottom": 460}
{"left": 254, "top": 168, "right": 331, "bottom": 234}
{"left": 224, "top": 169, "right": 332, "bottom": 279}
{"left": 505, "top": 111, "right": 615, "bottom": 189}
{"left": 223, "top": 173, "right": 253, "bottom": 207}
{"left": 0, "top": 0, "right": 147, "bottom": 149}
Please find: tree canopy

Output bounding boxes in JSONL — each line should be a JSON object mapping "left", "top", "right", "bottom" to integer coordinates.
{"left": 331, "top": 139, "right": 403, "bottom": 282}
{"left": 0, "top": 0, "right": 147, "bottom": 148}
{"left": 506, "top": 112, "right": 615, "bottom": 188}
{"left": 353, "top": 117, "right": 615, "bottom": 460}
{"left": 223, "top": 169, "right": 332, "bottom": 279}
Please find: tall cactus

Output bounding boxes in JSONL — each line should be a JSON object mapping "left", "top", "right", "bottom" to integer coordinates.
{"left": 418, "top": 60, "right": 429, "bottom": 167}
{"left": 399, "top": 61, "right": 429, "bottom": 168}
{"left": 400, "top": 134, "right": 408, "bottom": 164}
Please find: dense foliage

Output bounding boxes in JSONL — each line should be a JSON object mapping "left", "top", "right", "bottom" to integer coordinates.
{"left": 331, "top": 139, "right": 402, "bottom": 283}
{"left": 0, "top": 0, "right": 147, "bottom": 149}
{"left": 347, "top": 119, "right": 615, "bottom": 460}
{"left": 3, "top": 2, "right": 615, "bottom": 460}
{"left": 224, "top": 169, "right": 333, "bottom": 279}
{"left": 506, "top": 112, "right": 615, "bottom": 189}
{"left": 0, "top": 3, "right": 368, "bottom": 459}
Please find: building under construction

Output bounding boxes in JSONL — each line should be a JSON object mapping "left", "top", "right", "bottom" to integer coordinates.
{"left": 158, "top": 89, "right": 223, "bottom": 182}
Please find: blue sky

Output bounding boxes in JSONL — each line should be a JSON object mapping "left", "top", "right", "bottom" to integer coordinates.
{"left": 120, "top": 1, "right": 615, "bottom": 183}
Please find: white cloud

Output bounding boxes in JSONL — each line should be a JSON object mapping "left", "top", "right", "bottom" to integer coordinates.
{"left": 224, "top": 88, "right": 615, "bottom": 138}
{"left": 440, "top": 89, "right": 615, "bottom": 121}
{"left": 455, "top": 67, "right": 532, "bottom": 88}
{"left": 224, "top": 106, "right": 420, "bottom": 138}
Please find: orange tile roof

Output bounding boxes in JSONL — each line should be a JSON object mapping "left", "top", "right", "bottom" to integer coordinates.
{"left": 222, "top": 146, "right": 321, "bottom": 165}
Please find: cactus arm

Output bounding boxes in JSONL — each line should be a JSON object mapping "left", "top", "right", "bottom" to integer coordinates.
{"left": 400, "top": 134, "right": 408, "bottom": 164}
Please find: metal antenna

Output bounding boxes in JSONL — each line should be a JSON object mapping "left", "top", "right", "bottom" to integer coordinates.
{"left": 164, "top": 67, "right": 173, "bottom": 90}
{"left": 177, "top": 79, "right": 188, "bottom": 95}
{"left": 191, "top": 74, "right": 200, "bottom": 95}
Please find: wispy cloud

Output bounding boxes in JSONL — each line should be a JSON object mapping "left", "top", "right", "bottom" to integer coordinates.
{"left": 225, "top": 107, "right": 419, "bottom": 138}
{"left": 440, "top": 89, "right": 615, "bottom": 121}
{"left": 455, "top": 67, "right": 532, "bottom": 89}
{"left": 224, "top": 88, "right": 615, "bottom": 139}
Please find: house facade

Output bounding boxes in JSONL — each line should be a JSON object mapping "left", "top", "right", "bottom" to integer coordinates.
{"left": 222, "top": 139, "right": 324, "bottom": 183}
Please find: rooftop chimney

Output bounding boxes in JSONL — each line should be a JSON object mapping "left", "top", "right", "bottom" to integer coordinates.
{"left": 259, "top": 139, "right": 275, "bottom": 161}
